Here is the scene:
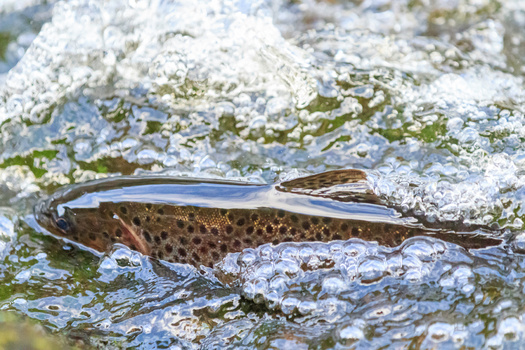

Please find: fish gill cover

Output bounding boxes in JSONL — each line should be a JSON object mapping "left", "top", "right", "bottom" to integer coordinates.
{"left": 0, "top": 0, "right": 525, "bottom": 349}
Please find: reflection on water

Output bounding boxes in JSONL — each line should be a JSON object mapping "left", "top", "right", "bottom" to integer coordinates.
{"left": 1, "top": 0, "right": 525, "bottom": 348}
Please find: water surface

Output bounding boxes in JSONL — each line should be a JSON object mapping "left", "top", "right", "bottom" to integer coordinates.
{"left": 1, "top": 0, "right": 525, "bottom": 348}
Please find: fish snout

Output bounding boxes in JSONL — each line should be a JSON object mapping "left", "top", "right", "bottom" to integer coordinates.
{"left": 34, "top": 198, "right": 55, "bottom": 229}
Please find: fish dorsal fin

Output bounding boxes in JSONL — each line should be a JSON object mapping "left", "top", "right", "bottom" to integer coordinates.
{"left": 276, "top": 169, "right": 383, "bottom": 204}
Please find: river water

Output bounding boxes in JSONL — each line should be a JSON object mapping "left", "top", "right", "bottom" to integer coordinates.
{"left": 1, "top": 0, "right": 525, "bottom": 348}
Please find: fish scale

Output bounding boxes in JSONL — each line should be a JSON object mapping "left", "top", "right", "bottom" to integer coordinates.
{"left": 34, "top": 170, "right": 502, "bottom": 268}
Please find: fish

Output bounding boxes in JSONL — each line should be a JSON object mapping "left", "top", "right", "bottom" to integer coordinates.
{"left": 34, "top": 169, "right": 502, "bottom": 268}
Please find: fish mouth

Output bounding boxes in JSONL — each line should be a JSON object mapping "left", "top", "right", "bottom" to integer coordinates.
{"left": 33, "top": 197, "right": 55, "bottom": 230}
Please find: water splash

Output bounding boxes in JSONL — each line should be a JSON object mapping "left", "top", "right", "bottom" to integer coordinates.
{"left": 1, "top": 0, "right": 525, "bottom": 348}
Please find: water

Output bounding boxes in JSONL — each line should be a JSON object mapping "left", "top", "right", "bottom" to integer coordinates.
{"left": 1, "top": 0, "right": 525, "bottom": 348}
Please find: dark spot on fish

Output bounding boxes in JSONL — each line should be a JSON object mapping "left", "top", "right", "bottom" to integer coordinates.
{"left": 178, "top": 248, "right": 187, "bottom": 257}
{"left": 188, "top": 213, "right": 195, "bottom": 221}
{"left": 227, "top": 213, "right": 234, "bottom": 222}
{"left": 192, "top": 237, "right": 202, "bottom": 245}
{"left": 220, "top": 244, "right": 228, "bottom": 252}
{"left": 244, "top": 238, "right": 252, "bottom": 245}
{"left": 333, "top": 233, "right": 342, "bottom": 240}
{"left": 180, "top": 237, "right": 188, "bottom": 245}
{"left": 284, "top": 237, "right": 293, "bottom": 242}
{"left": 157, "top": 208, "right": 164, "bottom": 215}
{"left": 158, "top": 251, "right": 164, "bottom": 259}
{"left": 251, "top": 214, "right": 259, "bottom": 222}
{"left": 211, "top": 227, "right": 219, "bottom": 235}
{"left": 226, "top": 225, "right": 234, "bottom": 234}
{"left": 246, "top": 226, "right": 254, "bottom": 235}
{"left": 233, "top": 240, "right": 241, "bottom": 248}
{"left": 156, "top": 217, "right": 161, "bottom": 222}
{"left": 236, "top": 218, "right": 245, "bottom": 226}
{"left": 351, "top": 227, "right": 359, "bottom": 237}
{"left": 115, "top": 229, "right": 122, "bottom": 237}
{"left": 177, "top": 220, "right": 184, "bottom": 228}
{"left": 88, "top": 233, "right": 96, "bottom": 241}
{"left": 120, "top": 206, "right": 127, "bottom": 214}
{"left": 256, "top": 228, "right": 264, "bottom": 236}
{"left": 165, "top": 244, "right": 173, "bottom": 253}
{"left": 208, "top": 242, "right": 216, "bottom": 249}
{"left": 154, "top": 236, "right": 161, "bottom": 244}
{"left": 300, "top": 233, "right": 306, "bottom": 239}
{"left": 187, "top": 225, "right": 194, "bottom": 233}
{"left": 302, "top": 222, "right": 310, "bottom": 230}
{"left": 315, "top": 232, "right": 323, "bottom": 241}
{"left": 192, "top": 253, "right": 200, "bottom": 262}
{"left": 144, "top": 231, "right": 152, "bottom": 242}
{"left": 273, "top": 218, "right": 280, "bottom": 225}
{"left": 220, "top": 209, "right": 228, "bottom": 216}
{"left": 103, "top": 232, "right": 109, "bottom": 239}
{"left": 212, "top": 251, "right": 220, "bottom": 260}
{"left": 322, "top": 217, "right": 332, "bottom": 224}
{"left": 290, "top": 228, "right": 297, "bottom": 236}
{"left": 146, "top": 216, "right": 151, "bottom": 222}
{"left": 278, "top": 210, "right": 285, "bottom": 218}
{"left": 341, "top": 223, "right": 349, "bottom": 232}
{"left": 200, "top": 225, "right": 207, "bottom": 233}
{"left": 279, "top": 226, "right": 287, "bottom": 234}
{"left": 323, "top": 227, "right": 330, "bottom": 236}
{"left": 311, "top": 217, "right": 319, "bottom": 225}
{"left": 290, "top": 215, "right": 299, "bottom": 223}
{"left": 145, "top": 203, "right": 152, "bottom": 210}
{"left": 130, "top": 244, "right": 137, "bottom": 250}
{"left": 266, "top": 225, "right": 273, "bottom": 234}
{"left": 199, "top": 246, "right": 208, "bottom": 254}
{"left": 161, "top": 231, "right": 168, "bottom": 240}
{"left": 133, "top": 217, "right": 141, "bottom": 226}
{"left": 110, "top": 237, "right": 116, "bottom": 243}
{"left": 272, "top": 239, "right": 280, "bottom": 245}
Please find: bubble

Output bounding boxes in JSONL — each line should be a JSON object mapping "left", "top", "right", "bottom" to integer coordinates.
{"left": 274, "top": 259, "right": 300, "bottom": 278}
{"left": 358, "top": 257, "right": 386, "bottom": 283}
{"left": 343, "top": 241, "right": 367, "bottom": 258}
{"left": 498, "top": 317, "right": 523, "bottom": 342}
{"left": 269, "top": 275, "right": 288, "bottom": 293}
{"left": 511, "top": 234, "right": 525, "bottom": 254}
{"left": 337, "top": 324, "right": 364, "bottom": 344}
{"left": 280, "top": 297, "right": 300, "bottom": 315}
{"left": 426, "top": 322, "right": 454, "bottom": 343}
{"left": 321, "top": 276, "right": 348, "bottom": 295}
{"left": 238, "top": 249, "right": 257, "bottom": 268}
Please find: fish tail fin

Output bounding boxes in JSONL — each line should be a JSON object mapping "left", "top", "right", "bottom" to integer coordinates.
{"left": 430, "top": 230, "right": 503, "bottom": 250}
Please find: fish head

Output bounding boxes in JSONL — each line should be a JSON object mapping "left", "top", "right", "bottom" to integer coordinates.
{"left": 35, "top": 195, "right": 80, "bottom": 239}
{"left": 34, "top": 186, "right": 114, "bottom": 252}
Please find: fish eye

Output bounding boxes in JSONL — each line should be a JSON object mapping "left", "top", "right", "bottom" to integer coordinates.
{"left": 55, "top": 218, "right": 70, "bottom": 232}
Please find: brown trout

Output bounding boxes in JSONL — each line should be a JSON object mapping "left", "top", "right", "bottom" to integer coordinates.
{"left": 34, "top": 170, "right": 501, "bottom": 268}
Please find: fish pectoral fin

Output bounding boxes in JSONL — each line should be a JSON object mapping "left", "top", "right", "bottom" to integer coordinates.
{"left": 116, "top": 217, "right": 151, "bottom": 256}
{"left": 276, "top": 169, "right": 383, "bottom": 204}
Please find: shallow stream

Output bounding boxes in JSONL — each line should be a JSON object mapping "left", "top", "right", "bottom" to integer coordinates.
{"left": 1, "top": 0, "right": 525, "bottom": 348}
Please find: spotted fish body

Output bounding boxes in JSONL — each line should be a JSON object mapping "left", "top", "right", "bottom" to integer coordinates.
{"left": 34, "top": 170, "right": 501, "bottom": 268}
